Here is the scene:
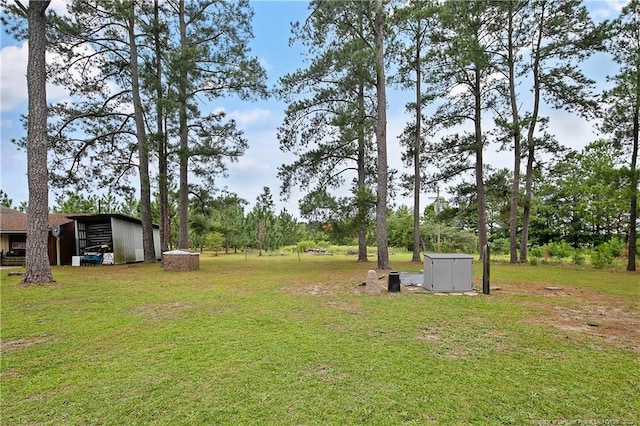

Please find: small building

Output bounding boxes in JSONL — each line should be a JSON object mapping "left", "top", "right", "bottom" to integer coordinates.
{"left": 66, "top": 214, "right": 161, "bottom": 264}
{"left": 0, "top": 207, "right": 160, "bottom": 266}
{"left": 0, "top": 206, "right": 75, "bottom": 266}
{"left": 423, "top": 253, "right": 474, "bottom": 292}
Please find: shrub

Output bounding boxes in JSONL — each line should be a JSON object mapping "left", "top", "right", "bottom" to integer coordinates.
{"left": 297, "top": 240, "right": 317, "bottom": 252}
{"left": 572, "top": 249, "right": 585, "bottom": 266}
{"left": 529, "top": 246, "right": 543, "bottom": 258}
{"left": 529, "top": 257, "right": 538, "bottom": 266}
{"left": 605, "top": 237, "right": 624, "bottom": 258}
{"left": 547, "top": 241, "right": 573, "bottom": 259}
{"left": 591, "top": 237, "right": 624, "bottom": 268}
{"left": 205, "top": 232, "right": 224, "bottom": 252}
{"left": 490, "top": 238, "right": 510, "bottom": 255}
{"left": 529, "top": 246, "right": 544, "bottom": 258}
{"left": 591, "top": 246, "right": 614, "bottom": 269}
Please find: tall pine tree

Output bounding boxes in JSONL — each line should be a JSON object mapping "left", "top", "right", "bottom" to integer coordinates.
{"left": 601, "top": 0, "right": 639, "bottom": 271}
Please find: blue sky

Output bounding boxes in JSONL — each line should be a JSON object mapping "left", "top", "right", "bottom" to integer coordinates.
{"left": 0, "top": 0, "right": 628, "bottom": 215}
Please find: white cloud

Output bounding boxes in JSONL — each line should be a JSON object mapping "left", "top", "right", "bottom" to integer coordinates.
{"left": 589, "top": 0, "right": 628, "bottom": 22}
{"left": 546, "top": 110, "right": 597, "bottom": 151}
{"left": 0, "top": 42, "right": 75, "bottom": 112}
{"left": 447, "top": 82, "right": 468, "bottom": 98}
{"left": 229, "top": 156, "right": 271, "bottom": 172}
{"left": 228, "top": 108, "right": 272, "bottom": 127}
{"left": 48, "top": 0, "right": 71, "bottom": 16}
{"left": 0, "top": 44, "right": 28, "bottom": 112}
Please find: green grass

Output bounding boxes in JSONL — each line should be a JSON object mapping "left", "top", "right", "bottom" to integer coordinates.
{"left": 2, "top": 253, "right": 638, "bottom": 425}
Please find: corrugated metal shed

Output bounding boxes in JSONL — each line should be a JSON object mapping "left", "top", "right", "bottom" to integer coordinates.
{"left": 67, "top": 214, "right": 160, "bottom": 264}
{"left": 111, "top": 217, "right": 144, "bottom": 264}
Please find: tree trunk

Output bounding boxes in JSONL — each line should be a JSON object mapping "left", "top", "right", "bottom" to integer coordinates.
{"left": 474, "top": 67, "right": 487, "bottom": 258}
{"left": 628, "top": 15, "right": 640, "bottom": 271}
{"left": 177, "top": 1, "right": 189, "bottom": 250}
{"left": 23, "top": 0, "right": 54, "bottom": 285}
{"left": 357, "top": 71, "right": 368, "bottom": 263}
{"left": 628, "top": 108, "right": 638, "bottom": 271}
{"left": 127, "top": 3, "right": 155, "bottom": 263}
{"left": 374, "top": 0, "right": 389, "bottom": 270}
{"left": 412, "top": 26, "right": 422, "bottom": 263}
{"left": 520, "top": 5, "right": 544, "bottom": 264}
{"left": 154, "top": 0, "right": 170, "bottom": 254}
{"left": 507, "top": 0, "right": 521, "bottom": 264}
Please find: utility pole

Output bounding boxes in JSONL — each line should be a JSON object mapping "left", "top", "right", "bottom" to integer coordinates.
{"left": 430, "top": 188, "right": 443, "bottom": 253}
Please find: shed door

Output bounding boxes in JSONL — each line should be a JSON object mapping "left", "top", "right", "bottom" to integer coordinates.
{"left": 424, "top": 259, "right": 434, "bottom": 290}
{"left": 432, "top": 259, "right": 452, "bottom": 291}
{"left": 451, "top": 258, "right": 473, "bottom": 291}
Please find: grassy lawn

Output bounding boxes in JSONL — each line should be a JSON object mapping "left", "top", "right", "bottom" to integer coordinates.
{"left": 1, "top": 253, "right": 638, "bottom": 425}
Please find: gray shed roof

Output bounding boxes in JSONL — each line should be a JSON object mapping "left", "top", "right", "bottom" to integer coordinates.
{"left": 424, "top": 253, "right": 474, "bottom": 259}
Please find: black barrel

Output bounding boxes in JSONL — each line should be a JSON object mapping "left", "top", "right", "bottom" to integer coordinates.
{"left": 388, "top": 271, "right": 401, "bottom": 292}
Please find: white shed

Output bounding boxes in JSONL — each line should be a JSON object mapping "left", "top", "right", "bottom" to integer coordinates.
{"left": 423, "top": 253, "right": 474, "bottom": 292}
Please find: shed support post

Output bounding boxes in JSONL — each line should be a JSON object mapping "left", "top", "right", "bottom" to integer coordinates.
{"left": 56, "top": 237, "right": 60, "bottom": 266}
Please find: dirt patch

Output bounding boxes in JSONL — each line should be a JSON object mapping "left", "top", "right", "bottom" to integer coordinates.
{"left": 325, "top": 300, "right": 362, "bottom": 313}
{"left": 301, "top": 364, "right": 348, "bottom": 383}
{"left": 414, "top": 320, "right": 509, "bottom": 359}
{"left": 532, "top": 304, "right": 640, "bottom": 353}
{"left": 486, "top": 279, "right": 611, "bottom": 299}
{"left": 130, "top": 302, "right": 195, "bottom": 321}
{"left": 415, "top": 332, "right": 440, "bottom": 341}
{"left": 284, "top": 279, "right": 430, "bottom": 297}
{"left": 1, "top": 370, "right": 21, "bottom": 379}
{"left": 0, "top": 336, "right": 55, "bottom": 353}
{"left": 284, "top": 282, "right": 363, "bottom": 297}
{"left": 494, "top": 280, "right": 640, "bottom": 353}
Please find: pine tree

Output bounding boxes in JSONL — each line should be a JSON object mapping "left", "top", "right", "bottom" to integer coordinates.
{"left": 601, "top": 0, "right": 639, "bottom": 271}
{"left": 492, "top": 0, "right": 529, "bottom": 263}
{"left": 391, "top": 0, "right": 439, "bottom": 263}
{"left": 41, "top": 0, "right": 157, "bottom": 262}
{"left": 427, "top": 0, "right": 502, "bottom": 257}
{"left": 519, "top": 0, "right": 601, "bottom": 262}
{"left": 278, "top": 0, "right": 390, "bottom": 268}
{"left": 278, "top": 1, "right": 376, "bottom": 263}
{"left": 168, "top": 0, "right": 267, "bottom": 249}
{"left": 21, "top": 0, "right": 55, "bottom": 283}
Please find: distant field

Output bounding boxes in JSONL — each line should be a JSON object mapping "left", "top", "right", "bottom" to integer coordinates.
{"left": 1, "top": 253, "right": 638, "bottom": 425}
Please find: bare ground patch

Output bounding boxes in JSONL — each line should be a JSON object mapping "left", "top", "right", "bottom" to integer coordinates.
{"left": 325, "top": 299, "right": 362, "bottom": 314}
{"left": 283, "top": 281, "right": 364, "bottom": 297}
{"left": 532, "top": 304, "right": 640, "bottom": 353}
{"left": 493, "top": 280, "right": 640, "bottom": 353}
{"left": 130, "top": 302, "right": 195, "bottom": 321}
{"left": 414, "top": 319, "right": 509, "bottom": 358}
{"left": 0, "top": 336, "right": 55, "bottom": 353}
{"left": 282, "top": 269, "right": 432, "bottom": 297}
{"left": 301, "top": 364, "right": 349, "bottom": 383}
{"left": 1, "top": 370, "right": 22, "bottom": 379}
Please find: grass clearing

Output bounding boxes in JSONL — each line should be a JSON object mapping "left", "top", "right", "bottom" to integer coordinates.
{"left": 1, "top": 253, "right": 638, "bottom": 425}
